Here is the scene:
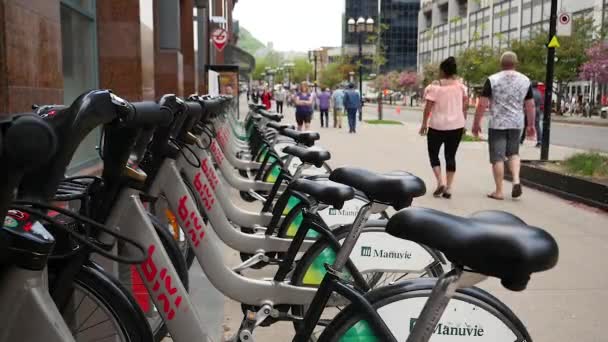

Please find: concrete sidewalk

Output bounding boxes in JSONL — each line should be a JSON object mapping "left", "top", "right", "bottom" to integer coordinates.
{"left": 178, "top": 99, "right": 608, "bottom": 341}
{"left": 217, "top": 108, "right": 608, "bottom": 341}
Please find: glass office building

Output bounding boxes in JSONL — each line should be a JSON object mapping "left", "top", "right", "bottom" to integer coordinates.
{"left": 381, "top": 0, "right": 420, "bottom": 71}
{"left": 343, "top": 0, "right": 420, "bottom": 72}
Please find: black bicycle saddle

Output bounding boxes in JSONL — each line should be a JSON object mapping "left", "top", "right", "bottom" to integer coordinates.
{"left": 329, "top": 167, "right": 426, "bottom": 209}
{"left": 258, "top": 110, "right": 283, "bottom": 122}
{"left": 290, "top": 179, "right": 354, "bottom": 209}
{"left": 280, "top": 128, "right": 320, "bottom": 147}
{"left": 386, "top": 208, "right": 559, "bottom": 291}
{"left": 282, "top": 145, "right": 330, "bottom": 168}
{"left": 266, "top": 121, "right": 294, "bottom": 131}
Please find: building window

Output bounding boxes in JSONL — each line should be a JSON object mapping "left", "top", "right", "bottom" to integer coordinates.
{"left": 60, "top": 0, "right": 99, "bottom": 171}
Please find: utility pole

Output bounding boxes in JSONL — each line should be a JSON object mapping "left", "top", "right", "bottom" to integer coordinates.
{"left": 540, "top": 0, "right": 558, "bottom": 160}
{"left": 358, "top": 33, "right": 363, "bottom": 121}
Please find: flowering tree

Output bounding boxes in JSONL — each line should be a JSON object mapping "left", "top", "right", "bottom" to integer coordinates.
{"left": 579, "top": 42, "right": 608, "bottom": 84}
{"left": 398, "top": 71, "right": 419, "bottom": 93}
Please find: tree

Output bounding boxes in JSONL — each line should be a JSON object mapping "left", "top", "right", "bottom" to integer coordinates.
{"left": 579, "top": 42, "right": 608, "bottom": 101}
{"left": 457, "top": 45, "right": 500, "bottom": 87}
{"left": 504, "top": 17, "right": 601, "bottom": 112}
{"left": 509, "top": 34, "right": 547, "bottom": 82}
{"left": 421, "top": 63, "right": 439, "bottom": 86}
{"left": 291, "top": 57, "right": 313, "bottom": 84}
{"left": 318, "top": 59, "right": 356, "bottom": 89}
{"left": 397, "top": 71, "right": 419, "bottom": 93}
{"left": 385, "top": 71, "right": 400, "bottom": 90}
{"left": 365, "top": 23, "right": 389, "bottom": 73}
{"left": 580, "top": 42, "right": 608, "bottom": 84}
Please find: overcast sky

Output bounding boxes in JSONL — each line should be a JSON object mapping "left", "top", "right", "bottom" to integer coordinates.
{"left": 233, "top": 0, "right": 344, "bottom": 52}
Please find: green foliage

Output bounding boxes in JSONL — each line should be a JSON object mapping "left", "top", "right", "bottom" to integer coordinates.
{"left": 457, "top": 45, "right": 500, "bottom": 86}
{"left": 237, "top": 27, "right": 265, "bottom": 56}
{"left": 291, "top": 57, "right": 313, "bottom": 84}
{"left": 509, "top": 34, "right": 547, "bottom": 82}
{"left": 252, "top": 54, "right": 311, "bottom": 85}
{"left": 319, "top": 59, "right": 356, "bottom": 89}
{"left": 563, "top": 152, "right": 608, "bottom": 177}
{"left": 364, "top": 119, "right": 403, "bottom": 125}
{"left": 365, "top": 23, "right": 390, "bottom": 72}
{"left": 461, "top": 133, "right": 483, "bottom": 142}
{"left": 422, "top": 63, "right": 439, "bottom": 86}
{"left": 510, "top": 17, "right": 600, "bottom": 109}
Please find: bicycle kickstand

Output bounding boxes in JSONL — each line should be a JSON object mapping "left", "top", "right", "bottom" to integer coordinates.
{"left": 235, "top": 304, "right": 272, "bottom": 342}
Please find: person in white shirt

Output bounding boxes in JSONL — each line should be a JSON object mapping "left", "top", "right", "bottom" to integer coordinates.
{"left": 275, "top": 87, "right": 287, "bottom": 114}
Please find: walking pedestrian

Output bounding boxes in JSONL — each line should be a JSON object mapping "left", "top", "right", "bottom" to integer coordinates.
{"left": 317, "top": 88, "right": 331, "bottom": 128}
{"left": 472, "top": 51, "right": 536, "bottom": 200}
{"left": 331, "top": 85, "right": 345, "bottom": 128}
{"left": 530, "top": 81, "right": 543, "bottom": 147}
{"left": 294, "top": 82, "right": 314, "bottom": 131}
{"left": 344, "top": 83, "right": 361, "bottom": 133}
{"left": 251, "top": 87, "right": 259, "bottom": 104}
{"left": 419, "top": 57, "right": 468, "bottom": 199}
{"left": 246, "top": 88, "right": 250, "bottom": 102}
{"left": 275, "top": 87, "right": 286, "bottom": 114}
{"left": 261, "top": 87, "right": 272, "bottom": 110}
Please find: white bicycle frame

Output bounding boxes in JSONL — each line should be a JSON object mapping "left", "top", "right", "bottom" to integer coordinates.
{"left": 0, "top": 266, "right": 76, "bottom": 342}
{"left": 172, "top": 139, "right": 439, "bottom": 276}
{"left": 146, "top": 159, "right": 318, "bottom": 306}
{"left": 107, "top": 191, "right": 210, "bottom": 342}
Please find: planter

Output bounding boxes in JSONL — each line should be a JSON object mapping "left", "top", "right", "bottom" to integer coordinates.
{"left": 505, "top": 160, "right": 608, "bottom": 211}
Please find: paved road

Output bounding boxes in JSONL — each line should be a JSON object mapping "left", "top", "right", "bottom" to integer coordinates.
{"left": 362, "top": 105, "right": 608, "bottom": 153}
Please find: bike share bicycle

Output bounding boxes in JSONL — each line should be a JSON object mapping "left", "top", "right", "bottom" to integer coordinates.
{"left": 0, "top": 99, "right": 151, "bottom": 342}
{"left": 127, "top": 95, "right": 559, "bottom": 342}
{"left": 8, "top": 91, "right": 560, "bottom": 342}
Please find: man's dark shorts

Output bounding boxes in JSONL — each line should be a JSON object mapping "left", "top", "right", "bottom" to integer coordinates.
{"left": 488, "top": 128, "right": 521, "bottom": 163}
{"left": 296, "top": 112, "right": 312, "bottom": 125}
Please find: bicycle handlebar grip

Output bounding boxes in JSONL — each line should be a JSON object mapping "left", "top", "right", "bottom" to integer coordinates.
{"left": 4, "top": 114, "right": 57, "bottom": 168}
{"left": 203, "top": 98, "right": 223, "bottom": 118}
{"left": 179, "top": 101, "right": 204, "bottom": 136}
{"left": 127, "top": 101, "right": 173, "bottom": 128}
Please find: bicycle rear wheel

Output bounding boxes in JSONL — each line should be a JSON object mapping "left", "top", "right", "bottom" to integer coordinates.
{"left": 53, "top": 265, "right": 154, "bottom": 342}
{"left": 318, "top": 281, "right": 531, "bottom": 342}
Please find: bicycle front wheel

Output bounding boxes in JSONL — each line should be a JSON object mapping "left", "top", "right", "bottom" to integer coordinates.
{"left": 55, "top": 265, "right": 154, "bottom": 342}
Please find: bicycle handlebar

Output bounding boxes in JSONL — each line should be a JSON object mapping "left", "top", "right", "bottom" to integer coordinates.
{"left": 0, "top": 114, "right": 57, "bottom": 218}
{"left": 126, "top": 101, "right": 173, "bottom": 128}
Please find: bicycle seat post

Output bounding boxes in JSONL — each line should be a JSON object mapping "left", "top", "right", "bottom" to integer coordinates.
{"left": 291, "top": 162, "right": 310, "bottom": 180}
{"left": 331, "top": 202, "right": 385, "bottom": 271}
{"left": 406, "top": 267, "right": 488, "bottom": 342}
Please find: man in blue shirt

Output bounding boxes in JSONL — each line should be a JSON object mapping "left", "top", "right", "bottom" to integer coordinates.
{"left": 343, "top": 83, "right": 362, "bottom": 133}
{"left": 331, "top": 86, "right": 345, "bottom": 128}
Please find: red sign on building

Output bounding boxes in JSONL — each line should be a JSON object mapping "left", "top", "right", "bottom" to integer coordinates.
{"left": 211, "top": 28, "right": 228, "bottom": 52}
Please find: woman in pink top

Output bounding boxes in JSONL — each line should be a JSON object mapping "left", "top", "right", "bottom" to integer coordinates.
{"left": 419, "top": 57, "right": 468, "bottom": 198}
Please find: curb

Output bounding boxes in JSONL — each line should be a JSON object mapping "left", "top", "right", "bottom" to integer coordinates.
{"left": 551, "top": 118, "right": 608, "bottom": 128}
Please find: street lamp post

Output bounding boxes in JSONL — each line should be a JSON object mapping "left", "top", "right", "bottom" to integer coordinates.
{"left": 310, "top": 48, "right": 323, "bottom": 92}
{"left": 268, "top": 69, "right": 275, "bottom": 89}
{"left": 277, "top": 67, "right": 284, "bottom": 87}
{"left": 284, "top": 62, "right": 295, "bottom": 89}
{"left": 348, "top": 16, "right": 375, "bottom": 121}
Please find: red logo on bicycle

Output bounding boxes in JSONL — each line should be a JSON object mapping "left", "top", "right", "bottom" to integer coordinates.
{"left": 201, "top": 158, "right": 219, "bottom": 190}
{"left": 209, "top": 141, "right": 224, "bottom": 167}
{"left": 141, "top": 245, "right": 183, "bottom": 320}
{"left": 217, "top": 128, "right": 228, "bottom": 148}
{"left": 192, "top": 173, "right": 215, "bottom": 212}
{"left": 177, "top": 195, "right": 206, "bottom": 247}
